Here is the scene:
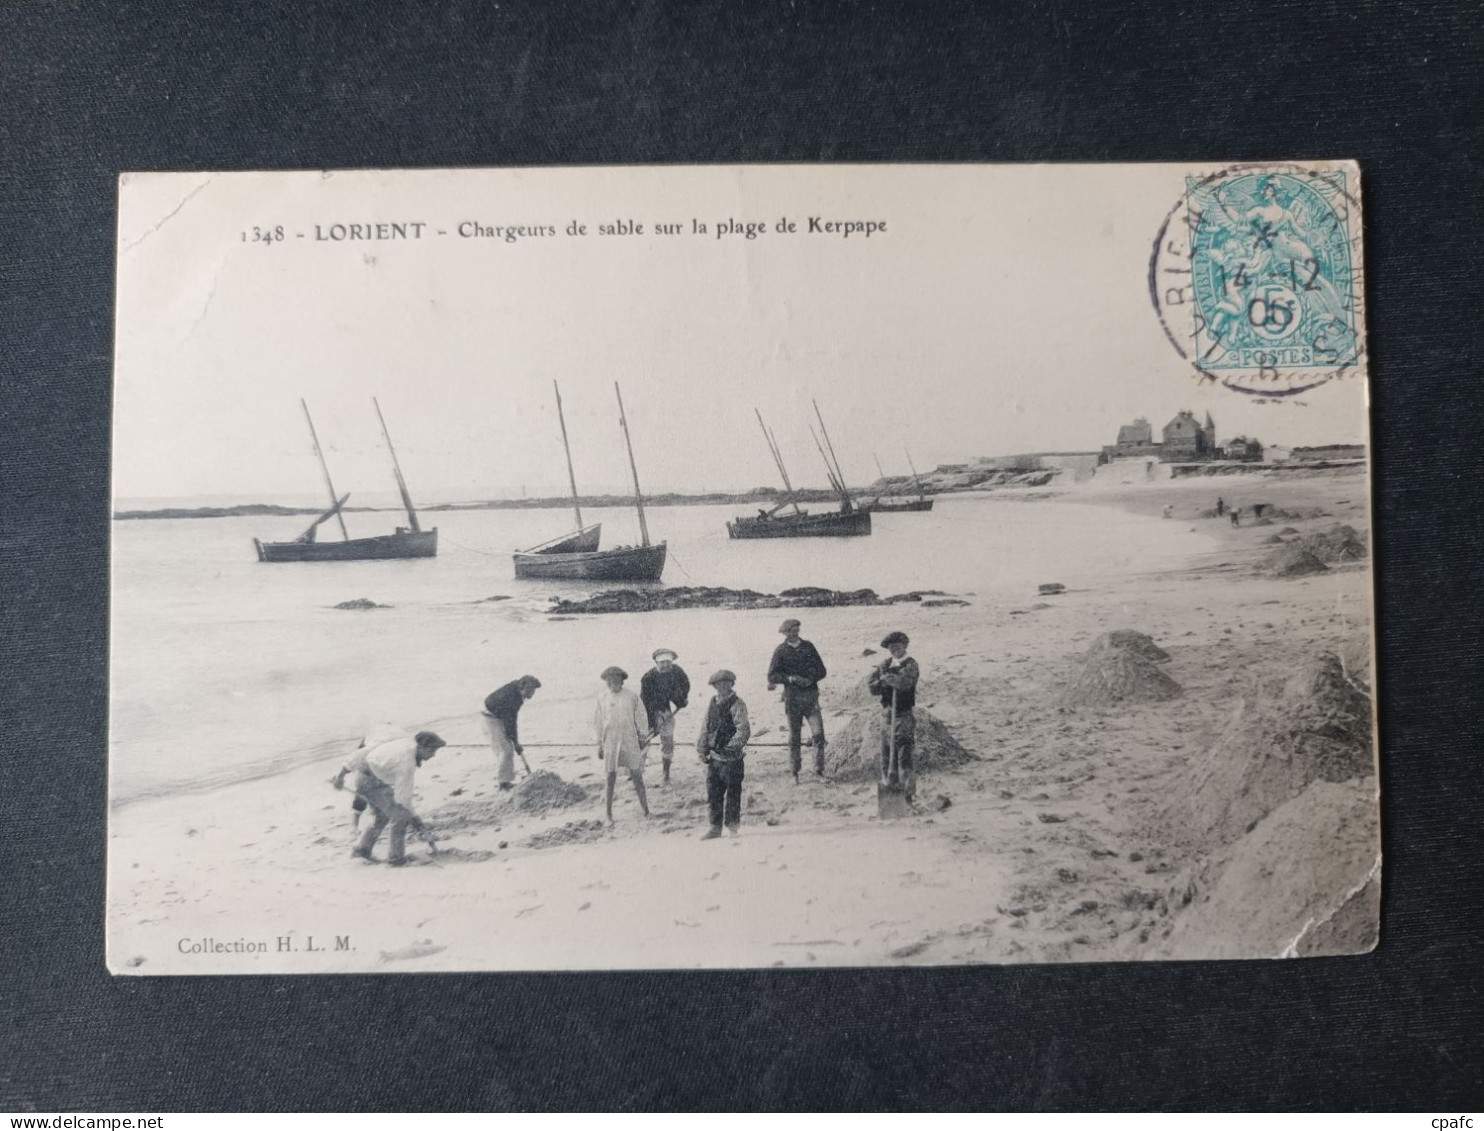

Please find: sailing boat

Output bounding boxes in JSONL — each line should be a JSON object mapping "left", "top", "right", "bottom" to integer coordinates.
{"left": 253, "top": 399, "right": 438, "bottom": 562}
{"left": 511, "top": 383, "right": 667, "bottom": 581}
{"left": 726, "top": 401, "right": 871, "bottom": 539}
{"left": 862, "top": 449, "right": 934, "bottom": 513}
{"left": 519, "top": 381, "right": 602, "bottom": 555}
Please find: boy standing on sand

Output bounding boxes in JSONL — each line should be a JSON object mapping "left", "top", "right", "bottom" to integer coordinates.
{"left": 767, "top": 617, "right": 828, "bottom": 781}
{"left": 482, "top": 675, "right": 541, "bottom": 790}
{"left": 640, "top": 647, "right": 690, "bottom": 785}
{"left": 868, "top": 631, "right": 920, "bottom": 804}
{"left": 332, "top": 730, "right": 446, "bottom": 866}
{"left": 697, "top": 670, "right": 751, "bottom": 838}
{"left": 595, "top": 666, "right": 651, "bottom": 823}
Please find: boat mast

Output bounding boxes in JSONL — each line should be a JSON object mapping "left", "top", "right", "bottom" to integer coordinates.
{"left": 809, "top": 423, "right": 846, "bottom": 497}
{"left": 373, "top": 397, "right": 421, "bottom": 533}
{"left": 873, "top": 453, "right": 888, "bottom": 496}
{"left": 301, "top": 399, "right": 349, "bottom": 541}
{"left": 756, "top": 409, "right": 803, "bottom": 515}
{"left": 614, "top": 382, "right": 651, "bottom": 547}
{"left": 812, "top": 400, "right": 853, "bottom": 509}
{"left": 813, "top": 400, "right": 849, "bottom": 489}
{"left": 553, "top": 381, "right": 583, "bottom": 531}
{"left": 905, "top": 448, "right": 927, "bottom": 498}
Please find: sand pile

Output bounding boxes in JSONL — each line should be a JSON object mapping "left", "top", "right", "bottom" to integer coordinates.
{"left": 526, "top": 819, "right": 606, "bottom": 849}
{"left": 1293, "top": 523, "right": 1367, "bottom": 563}
{"left": 1266, "top": 546, "right": 1329, "bottom": 577}
{"left": 1174, "top": 651, "right": 1374, "bottom": 846}
{"left": 1059, "top": 632, "right": 1181, "bottom": 709}
{"left": 1155, "top": 777, "right": 1379, "bottom": 959}
{"left": 1088, "top": 629, "right": 1170, "bottom": 664}
{"left": 425, "top": 771, "right": 588, "bottom": 833}
{"left": 824, "top": 704, "right": 974, "bottom": 781}
{"left": 511, "top": 770, "right": 588, "bottom": 814}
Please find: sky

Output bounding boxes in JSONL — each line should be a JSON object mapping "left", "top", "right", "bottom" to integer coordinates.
{"left": 113, "top": 165, "right": 1369, "bottom": 504}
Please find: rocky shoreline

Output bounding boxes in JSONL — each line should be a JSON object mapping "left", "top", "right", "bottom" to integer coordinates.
{"left": 548, "top": 585, "right": 967, "bottom": 615}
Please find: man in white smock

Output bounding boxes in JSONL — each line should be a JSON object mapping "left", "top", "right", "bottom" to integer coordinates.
{"left": 595, "top": 665, "right": 651, "bottom": 823}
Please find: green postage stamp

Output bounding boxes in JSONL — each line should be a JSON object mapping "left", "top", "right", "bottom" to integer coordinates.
{"left": 1153, "top": 162, "right": 1365, "bottom": 397}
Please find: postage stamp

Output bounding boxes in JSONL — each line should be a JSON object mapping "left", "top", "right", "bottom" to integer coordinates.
{"left": 1150, "top": 162, "right": 1366, "bottom": 397}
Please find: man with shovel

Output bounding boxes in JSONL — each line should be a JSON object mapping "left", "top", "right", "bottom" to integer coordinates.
{"left": 332, "top": 730, "right": 446, "bottom": 866}
{"left": 868, "top": 631, "right": 920, "bottom": 810}
{"left": 640, "top": 647, "right": 690, "bottom": 785}
{"left": 482, "top": 674, "right": 541, "bottom": 790}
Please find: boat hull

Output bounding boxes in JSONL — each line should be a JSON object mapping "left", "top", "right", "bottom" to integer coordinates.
{"left": 726, "top": 511, "right": 872, "bottom": 539}
{"left": 512, "top": 541, "right": 667, "bottom": 581}
{"left": 862, "top": 498, "right": 934, "bottom": 513}
{"left": 254, "top": 529, "right": 438, "bottom": 562}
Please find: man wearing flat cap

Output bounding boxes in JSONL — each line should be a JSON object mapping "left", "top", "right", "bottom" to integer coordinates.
{"left": 482, "top": 674, "right": 541, "bottom": 791}
{"left": 332, "top": 729, "right": 446, "bottom": 866}
{"left": 696, "top": 669, "right": 751, "bottom": 838}
{"left": 767, "top": 617, "right": 829, "bottom": 781}
{"left": 640, "top": 648, "right": 690, "bottom": 785}
{"left": 868, "top": 631, "right": 921, "bottom": 803}
{"left": 595, "top": 665, "right": 651, "bottom": 823}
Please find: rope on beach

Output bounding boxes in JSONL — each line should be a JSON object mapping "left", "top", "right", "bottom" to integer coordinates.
{"left": 444, "top": 740, "right": 803, "bottom": 750}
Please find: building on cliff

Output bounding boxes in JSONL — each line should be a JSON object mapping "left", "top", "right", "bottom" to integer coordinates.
{"left": 1102, "top": 410, "right": 1250, "bottom": 464}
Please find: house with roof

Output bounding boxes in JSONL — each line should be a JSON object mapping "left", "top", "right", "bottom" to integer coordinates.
{"left": 1160, "top": 410, "right": 1217, "bottom": 461}
{"left": 1103, "top": 410, "right": 1241, "bottom": 463}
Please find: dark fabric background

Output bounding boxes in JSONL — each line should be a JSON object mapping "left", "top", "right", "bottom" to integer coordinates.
{"left": 2, "top": 0, "right": 1481, "bottom": 1112}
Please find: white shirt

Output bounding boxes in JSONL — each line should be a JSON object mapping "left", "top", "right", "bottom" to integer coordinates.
{"left": 346, "top": 735, "right": 420, "bottom": 807}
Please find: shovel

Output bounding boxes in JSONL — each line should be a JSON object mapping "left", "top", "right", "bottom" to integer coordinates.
{"left": 878, "top": 686, "right": 911, "bottom": 819}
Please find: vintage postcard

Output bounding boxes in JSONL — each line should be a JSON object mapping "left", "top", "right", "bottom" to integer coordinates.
{"left": 109, "top": 163, "right": 1376, "bottom": 973}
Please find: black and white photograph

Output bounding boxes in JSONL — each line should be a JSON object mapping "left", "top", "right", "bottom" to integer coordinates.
{"left": 108, "top": 163, "right": 1376, "bottom": 974}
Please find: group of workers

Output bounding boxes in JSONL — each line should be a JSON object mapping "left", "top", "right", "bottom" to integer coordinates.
{"left": 1158, "top": 497, "right": 1265, "bottom": 526}
{"left": 334, "top": 617, "right": 922, "bottom": 865}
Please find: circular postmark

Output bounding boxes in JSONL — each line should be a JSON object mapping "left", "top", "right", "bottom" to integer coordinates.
{"left": 1150, "top": 163, "right": 1366, "bottom": 397}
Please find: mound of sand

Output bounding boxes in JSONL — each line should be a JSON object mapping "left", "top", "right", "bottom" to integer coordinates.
{"left": 1266, "top": 546, "right": 1329, "bottom": 577}
{"left": 1060, "top": 643, "right": 1182, "bottom": 709}
{"left": 825, "top": 705, "right": 975, "bottom": 781}
{"left": 526, "top": 819, "right": 606, "bottom": 849}
{"left": 1155, "top": 777, "right": 1379, "bottom": 959}
{"left": 1174, "top": 651, "right": 1374, "bottom": 846}
{"left": 1088, "top": 629, "right": 1171, "bottom": 664}
{"left": 1292, "top": 523, "right": 1367, "bottom": 563}
{"left": 512, "top": 770, "right": 588, "bottom": 813}
{"left": 425, "top": 770, "right": 588, "bottom": 833}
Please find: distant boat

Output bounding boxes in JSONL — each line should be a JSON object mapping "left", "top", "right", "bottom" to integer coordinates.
{"left": 861, "top": 449, "right": 935, "bottom": 513}
{"left": 512, "top": 383, "right": 667, "bottom": 581}
{"left": 862, "top": 497, "right": 934, "bottom": 514}
{"left": 727, "top": 402, "right": 871, "bottom": 539}
{"left": 519, "top": 381, "right": 602, "bottom": 557}
{"left": 254, "top": 399, "right": 437, "bottom": 563}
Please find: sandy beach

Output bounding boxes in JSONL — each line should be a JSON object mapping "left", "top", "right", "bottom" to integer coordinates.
{"left": 107, "top": 466, "right": 1377, "bottom": 973}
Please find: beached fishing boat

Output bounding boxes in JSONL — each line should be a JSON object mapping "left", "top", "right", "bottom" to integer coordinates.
{"left": 861, "top": 497, "right": 934, "bottom": 514}
{"left": 727, "top": 403, "right": 871, "bottom": 539}
{"left": 254, "top": 399, "right": 437, "bottom": 563}
{"left": 519, "top": 381, "right": 603, "bottom": 557}
{"left": 512, "top": 383, "right": 666, "bottom": 581}
{"left": 861, "top": 450, "right": 935, "bottom": 513}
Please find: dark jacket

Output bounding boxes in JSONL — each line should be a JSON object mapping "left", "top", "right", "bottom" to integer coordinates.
{"left": 696, "top": 693, "right": 751, "bottom": 763}
{"left": 767, "top": 639, "right": 827, "bottom": 692}
{"left": 639, "top": 665, "right": 691, "bottom": 727}
{"left": 868, "top": 656, "right": 919, "bottom": 713}
{"left": 483, "top": 681, "right": 527, "bottom": 744}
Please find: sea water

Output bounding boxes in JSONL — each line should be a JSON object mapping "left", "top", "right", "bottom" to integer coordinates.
{"left": 110, "top": 495, "right": 1208, "bottom": 802}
